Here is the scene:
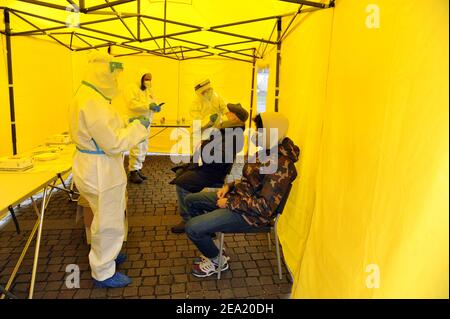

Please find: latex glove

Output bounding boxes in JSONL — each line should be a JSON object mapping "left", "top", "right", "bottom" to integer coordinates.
{"left": 209, "top": 113, "right": 218, "bottom": 123}
{"left": 149, "top": 102, "right": 161, "bottom": 113}
{"left": 129, "top": 116, "right": 150, "bottom": 129}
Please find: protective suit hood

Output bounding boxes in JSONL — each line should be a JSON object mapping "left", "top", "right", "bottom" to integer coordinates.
{"left": 137, "top": 71, "right": 152, "bottom": 90}
{"left": 83, "top": 52, "right": 122, "bottom": 100}
{"left": 259, "top": 112, "right": 289, "bottom": 150}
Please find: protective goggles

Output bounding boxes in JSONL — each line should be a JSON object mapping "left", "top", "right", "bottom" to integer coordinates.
{"left": 109, "top": 61, "right": 124, "bottom": 73}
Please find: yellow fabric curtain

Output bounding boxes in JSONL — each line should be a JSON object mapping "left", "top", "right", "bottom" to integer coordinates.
{"left": 277, "top": 0, "right": 449, "bottom": 298}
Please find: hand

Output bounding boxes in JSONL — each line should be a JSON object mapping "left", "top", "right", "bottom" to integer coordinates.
{"left": 149, "top": 102, "right": 161, "bottom": 113}
{"left": 209, "top": 113, "right": 218, "bottom": 123}
{"left": 129, "top": 116, "right": 150, "bottom": 129}
{"left": 217, "top": 197, "right": 228, "bottom": 209}
{"left": 217, "top": 184, "right": 229, "bottom": 199}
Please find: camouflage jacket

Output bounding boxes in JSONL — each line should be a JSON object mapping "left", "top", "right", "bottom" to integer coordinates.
{"left": 226, "top": 137, "right": 300, "bottom": 227}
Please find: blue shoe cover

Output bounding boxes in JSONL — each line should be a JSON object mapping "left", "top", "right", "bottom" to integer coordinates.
{"left": 115, "top": 253, "right": 127, "bottom": 266}
{"left": 93, "top": 272, "right": 132, "bottom": 288}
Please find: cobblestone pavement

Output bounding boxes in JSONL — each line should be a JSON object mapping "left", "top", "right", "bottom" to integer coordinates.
{"left": 0, "top": 156, "right": 292, "bottom": 299}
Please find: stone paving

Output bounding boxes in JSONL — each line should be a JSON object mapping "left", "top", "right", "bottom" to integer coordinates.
{"left": 0, "top": 156, "right": 292, "bottom": 299}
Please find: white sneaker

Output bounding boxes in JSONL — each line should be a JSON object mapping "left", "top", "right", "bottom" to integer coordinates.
{"left": 192, "top": 256, "right": 229, "bottom": 278}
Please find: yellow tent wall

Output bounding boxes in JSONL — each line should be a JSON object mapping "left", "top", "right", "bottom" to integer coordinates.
{"left": 0, "top": 34, "right": 11, "bottom": 156}
{"left": 0, "top": 36, "right": 73, "bottom": 156}
{"left": 276, "top": 0, "right": 448, "bottom": 298}
{"left": 178, "top": 58, "right": 253, "bottom": 123}
{"left": 271, "top": 7, "right": 333, "bottom": 292}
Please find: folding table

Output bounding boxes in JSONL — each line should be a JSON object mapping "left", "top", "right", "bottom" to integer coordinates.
{"left": 0, "top": 145, "right": 77, "bottom": 299}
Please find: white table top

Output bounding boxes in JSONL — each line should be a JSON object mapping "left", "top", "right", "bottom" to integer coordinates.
{"left": 0, "top": 144, "right": 75, "bottom": 214}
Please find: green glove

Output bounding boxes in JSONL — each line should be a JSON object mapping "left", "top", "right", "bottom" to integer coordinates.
{"left": 129, "top": 116, "right": 150, "bottom": 129}
{"left": 210, "top": 113, "right": 218, "bottom": 123}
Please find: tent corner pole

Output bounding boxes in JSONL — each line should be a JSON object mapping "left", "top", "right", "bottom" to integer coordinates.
{"left": 247, "top": 53, "right": 256, "bottom": 156}
{"left": 274, "top": 17, "right": 282, "bottom": 112}
{"left": 4, "top": 8, "right": 17, "bottom": 155}
{"left": 137, "top": 0, "right": 141, "bottom": 41}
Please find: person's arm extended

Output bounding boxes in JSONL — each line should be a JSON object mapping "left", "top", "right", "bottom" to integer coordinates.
{"left": 82, "top": 100, "right": 148, "bottom": 155}
{"left": 126, "top": 86, "right": 149, "bottom": 113}
{"left": 226, "top": 162, "right": 296, "bottom": 218}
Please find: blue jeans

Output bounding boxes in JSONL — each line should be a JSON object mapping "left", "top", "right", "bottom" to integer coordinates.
{"left": 176, "top": 185, "right": 192, "bottom": 222}
{"left": 184, "top": 192, "right": 255, "bottom": 259}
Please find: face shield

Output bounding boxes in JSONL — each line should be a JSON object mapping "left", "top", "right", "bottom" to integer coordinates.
{"left": 84, "top": 53, "right": 124, "bottom": 99}
{"left": 201, "top": 88, "right": 214, "bottom": 102}
{"left": 109, "top": 61, "right": 124, "bottom": 73}
{"left": 195, "top": 79, "right": 213, "bottom": 101}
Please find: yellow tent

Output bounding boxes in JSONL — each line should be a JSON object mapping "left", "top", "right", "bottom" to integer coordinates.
{"left": 0, "top": 0, "right": 448, "bottom": 298}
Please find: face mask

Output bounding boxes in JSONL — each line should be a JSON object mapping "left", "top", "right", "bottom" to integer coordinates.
{"left": 144, "top": 80, "right": 152, "bottom": 89}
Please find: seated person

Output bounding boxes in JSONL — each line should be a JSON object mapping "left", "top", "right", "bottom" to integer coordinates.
{"left": 183, "top": 112, "right": 300, "bottom": 278}
{"left": 170, "top": 103, "right": 249, "bottom": 234}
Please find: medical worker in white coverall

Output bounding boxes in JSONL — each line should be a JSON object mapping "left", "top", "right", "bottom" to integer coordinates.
{"left": 190, "top": 79, "right": 227, "bottom": 130}
{"left": 69, "top": 53, "right": 149, "bottom": 288}
{"left": 123, "top": 72, "right": 162, "bottom": 184}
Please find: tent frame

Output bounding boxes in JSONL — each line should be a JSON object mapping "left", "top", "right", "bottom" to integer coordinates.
{"left": 0, "top": 0, "right": 333, "bottom": 61}
{"left": 0, "top": 0, "right": 334, "bottom": 155}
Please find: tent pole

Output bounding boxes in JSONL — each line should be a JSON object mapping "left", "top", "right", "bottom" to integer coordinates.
{"left": 279, "top": 0, "right": 327, "bottom": 8}
{"left": 140, "top": 14, "right": 201, "bottom": 30}
{"left": 140, "top": 19, "right": 162, "bottom": 50}
{"left": 4, "top": 9, "right": 17, "bottom": 155}
{"left": 17, "top": 0, "right": 68, "bottom": 11}
{"left": 137, "top": 0, "right": 141, "bottom": 41}
{"left": 139, "top": 29, "right": 201, "bottom": 42}
{"left": 210, "top": 12, "right": 296, "bottom": 30}
{"left": 280, "top": 4, "right": 303, "bottom": 41}
{"left": 216, "top": 47, "right": 257, "bottom": 59}
{"left": 163, "top": 0, "right": 167, "bottom": 54}
{"left": 209, "top": 29, "right": 277, "bottom": 45}
{"left": 79, "top": 0, "right": 85, "bottom": 12}
{"left": 217, "top": 53, "right": 253, "bottom": 64}
{"left": 215, "top": 39, "right": 256, "bottom": 48}
{"left": 274, "top": 18, "right": 282, "bottom": 112}
{"left": 247, "top": 54, "right": 256, "bottom": 156}
{"left": 85, "top": 0, "right": 135, "bottom": 12}
{"left": 73, "top": 33, "right": 96, "bottom": 48}
{"left": 104, "top": 0, "right": 137, "bottom": 40}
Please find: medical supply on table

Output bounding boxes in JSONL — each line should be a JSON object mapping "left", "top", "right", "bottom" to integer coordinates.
{"left": 0, "top": 155, "right": 33, "bottom": 171}
{"left": 33, "top": 152, "right": 59, "bottom": 161}
{"left": 46, "top": 134, "right": 71, "bottom": 145}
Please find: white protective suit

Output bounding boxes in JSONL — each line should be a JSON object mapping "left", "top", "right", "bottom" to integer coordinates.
{"left": 190, "top": 90, "right": 227, "bottom": 129}
{"left": 69, "top": 54, "right": 148, "bottom": 281}
{"left": 122, "top": 80, "right": 156, "bottom": 171}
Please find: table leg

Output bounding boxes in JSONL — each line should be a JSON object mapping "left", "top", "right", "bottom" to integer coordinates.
{"left": 8, "top": 205, "right": 20, "bottom": 234}
{"left": 0, "top": 219, "right": 39, "bottom": 299}
{"left": 28, "top": 187, "right": 48, "bottom": 299}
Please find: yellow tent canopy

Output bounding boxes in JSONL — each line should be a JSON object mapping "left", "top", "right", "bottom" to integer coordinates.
{"left": 1, "top": 0, "right": 331, "bottom": 61}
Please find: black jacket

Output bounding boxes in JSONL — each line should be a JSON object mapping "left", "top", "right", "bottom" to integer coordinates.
{"left": 170, "top": 122, "right": 245, "bottom": 192}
